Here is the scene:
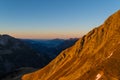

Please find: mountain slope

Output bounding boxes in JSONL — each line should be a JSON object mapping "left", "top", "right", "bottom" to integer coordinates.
{"left": 22, "top": 10, "right": 120, "bottom": 80}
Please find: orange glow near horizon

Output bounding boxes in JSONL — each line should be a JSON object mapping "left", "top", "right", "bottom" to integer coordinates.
{"left": 4, "top": 32, "right": 85, "bottom": 39}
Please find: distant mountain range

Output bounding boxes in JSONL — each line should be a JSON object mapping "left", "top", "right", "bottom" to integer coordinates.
{"left": 0, "top": 34, "right": 78, "bottom": 80}
{"left": 22, "top": 10, "right": 120, "bottom": 80}
{"left": 23, "top": 38, "right": 78, "bottom": 59}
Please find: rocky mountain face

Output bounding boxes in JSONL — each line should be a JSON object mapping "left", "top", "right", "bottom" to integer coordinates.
{"left": 22, "top": 10, "right": 120, "bottom": 80}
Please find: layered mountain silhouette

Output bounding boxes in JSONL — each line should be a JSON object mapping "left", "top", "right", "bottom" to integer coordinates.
{"left": 23, "top": 38, "right": 78, "bottom": 59}
{"left": 0, "top": 35, "right": 77, "bottom": 80}
{"left": 22, "top": 10, "right": 120, "bottom": 80}
{"left": 0, "top": 35, "right": 44, "bottom": 78}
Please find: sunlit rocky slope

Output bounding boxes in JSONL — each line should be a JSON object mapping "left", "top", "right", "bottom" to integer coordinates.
{"left": 22, "top": 10, "right": 120, "bottom": 80}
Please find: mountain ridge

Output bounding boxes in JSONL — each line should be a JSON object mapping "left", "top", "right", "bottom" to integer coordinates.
{"left": 22, "top": 10, "right": 120, "bottom": 80}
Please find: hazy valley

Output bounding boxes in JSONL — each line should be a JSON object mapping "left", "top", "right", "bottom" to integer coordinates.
{"left": 0, "top": 35, "right": 77, "bottom": 80}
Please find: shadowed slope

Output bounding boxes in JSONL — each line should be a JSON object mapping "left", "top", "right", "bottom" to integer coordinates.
{"left": 22, "top": 10, "right": 120, "bottom": 80}
{"left": 0, "top": 35, "right": 44, "bottom": 78}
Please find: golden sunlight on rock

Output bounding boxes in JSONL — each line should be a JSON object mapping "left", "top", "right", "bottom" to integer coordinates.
{"left": 22, "top": 10, "right": 120, "bottom": 80}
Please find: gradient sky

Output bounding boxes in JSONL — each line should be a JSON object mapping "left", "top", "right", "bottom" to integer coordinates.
{"left": 0, "top": 0, "right": 120, "bottom": 39}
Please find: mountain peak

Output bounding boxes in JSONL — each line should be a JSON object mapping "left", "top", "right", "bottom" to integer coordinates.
{"left": 104, "top": 10, "right": 120, "bottom": 29}
{"left": 110, "top": 9, "right": 120, "bottom": 18}
{"left": 0, "top": 34, "right": 15, "bottom": 40}
{"left": 99, "top": 10, "right": 120, "bottom": 38}
{"left": 115, "top": 9, "right": 120, "bottom": 15}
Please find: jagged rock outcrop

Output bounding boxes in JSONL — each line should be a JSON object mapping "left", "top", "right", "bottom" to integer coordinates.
{"left": 22, "top": 10, "right": 120, "bottom": 80}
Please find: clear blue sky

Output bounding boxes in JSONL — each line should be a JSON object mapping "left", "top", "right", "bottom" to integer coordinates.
{"left": 0, "top": 0, "right": 120, "bottom": 39}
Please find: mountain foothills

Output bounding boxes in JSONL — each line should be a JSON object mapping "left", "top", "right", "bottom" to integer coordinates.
{"left": 22, "top": 10, "right": 120, "bottom": 80}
